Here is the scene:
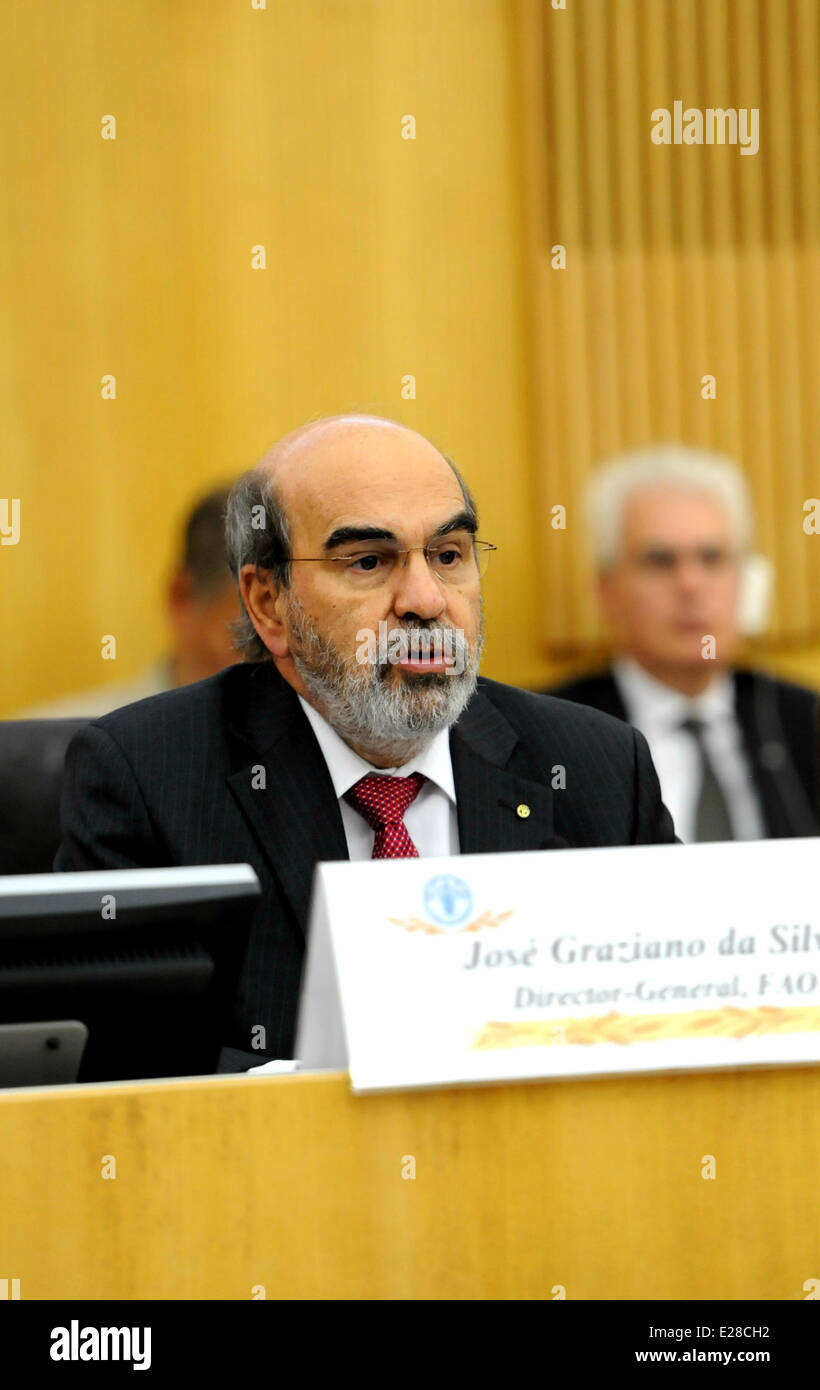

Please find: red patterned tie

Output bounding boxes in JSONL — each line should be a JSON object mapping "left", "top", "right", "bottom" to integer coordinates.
{"left": 344, "top": 772, "right": 426, "bottom": 858}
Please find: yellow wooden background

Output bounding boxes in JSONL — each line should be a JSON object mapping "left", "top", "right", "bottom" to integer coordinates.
{"left": 1, "top": 0, "right": 818, "bottom": 716}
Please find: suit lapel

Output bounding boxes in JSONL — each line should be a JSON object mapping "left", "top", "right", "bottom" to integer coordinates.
{"left": 225, "top": 665, "right": 348, "bottom": 933}
{"left": 450, "top": 686, "right": 563, "bottom": 853}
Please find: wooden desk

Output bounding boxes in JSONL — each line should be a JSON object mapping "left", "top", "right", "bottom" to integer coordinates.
{"left": 1, "top": 1065, "right": 817, "bottom": 1298}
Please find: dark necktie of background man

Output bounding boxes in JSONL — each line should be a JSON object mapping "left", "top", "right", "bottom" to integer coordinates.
{"left": 679, "top": 716, "right": 734, "bottom": 842}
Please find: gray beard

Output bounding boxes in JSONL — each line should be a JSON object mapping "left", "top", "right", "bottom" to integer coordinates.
{"left": 285, "top": 596, "right": 482, "bottom": 759}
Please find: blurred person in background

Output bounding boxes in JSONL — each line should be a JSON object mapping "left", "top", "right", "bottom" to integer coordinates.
{"left": 17, "top": 485, "right": 242, "bottom": 718}
{"left": 547, "top": 445, "right": 819, "bottom": 842}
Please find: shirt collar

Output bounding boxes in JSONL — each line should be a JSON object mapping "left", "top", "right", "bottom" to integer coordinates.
{"left": 612, "top": 657, "right": 736, "bottom": 728}
{"left": 298, "top": 695, "right": 457, "bottom": 803}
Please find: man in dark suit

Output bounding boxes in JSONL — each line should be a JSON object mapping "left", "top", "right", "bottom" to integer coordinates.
{"left": 547, "top": 445, "right": 819, "bottom": 842}
{"left": 56, "top": 415, "right": 676, "bottom": 1069}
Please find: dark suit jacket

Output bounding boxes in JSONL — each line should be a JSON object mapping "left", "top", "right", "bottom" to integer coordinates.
{"left": 547, "top": 666, "right": 819, "bottom": 840}
{"left": 55, "top": 661, "right": 676, "bottom": 1067}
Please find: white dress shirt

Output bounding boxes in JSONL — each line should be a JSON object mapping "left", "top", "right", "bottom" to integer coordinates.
{"left": 298, "top": 696, "right": 460, "bottom": 859}
{"left": 612, "top": 658, "right": 766, "bottom": 844}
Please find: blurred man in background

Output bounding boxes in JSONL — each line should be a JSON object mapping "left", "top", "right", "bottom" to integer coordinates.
{"left": 17, "top": 485, "right": 241, "bottom": 717}
{"left": 548, "top": 445, "right": 819, "bottom": 842}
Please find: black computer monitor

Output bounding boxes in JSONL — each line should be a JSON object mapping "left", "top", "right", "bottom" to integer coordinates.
{"left": 0, "top": 864, "right": 260, "bottom": 1085}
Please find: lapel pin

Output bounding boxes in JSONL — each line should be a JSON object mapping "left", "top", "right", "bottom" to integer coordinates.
{"left": 516, "top": 803, "right": 531, "bottom": 819}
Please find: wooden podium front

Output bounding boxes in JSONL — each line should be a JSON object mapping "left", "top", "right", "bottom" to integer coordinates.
{"left": 1, "top": 1065, "right": 818, "bottom": 1299}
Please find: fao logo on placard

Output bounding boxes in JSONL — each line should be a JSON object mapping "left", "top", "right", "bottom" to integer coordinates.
{"left": 388, "top": 876, "right": 513, "bottom": 936}
{"left": 423, "top": 875, "right": 473, "bottom": 928}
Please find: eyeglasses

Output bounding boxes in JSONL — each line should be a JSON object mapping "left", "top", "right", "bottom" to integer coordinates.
{"left": 288, "top": 535, "right": 497, "bottom": 585}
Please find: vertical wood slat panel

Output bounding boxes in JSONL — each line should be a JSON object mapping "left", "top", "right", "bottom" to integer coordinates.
{"left": 519, "top": 0, "right": 573, "bottom": 638}
{"left": 730, "top": 3, "right": 778, "bottom": 625}
{"left": 702, "top": 0, "right": 744, "bottom": 468}
{"left": 792, "top": 5, "right": 820, "bottom": 645}
{"left": 794, "top": 0, "right": 820, "bottom": 242}
{"left": 579, "top": 2, "right": 621, "bottom": 637}
{"left": 544, "top": 3, "right": 595, "bottom": 640}
{"left": 672, "top": 0, "right": 709, "bottom": 454}
{"left": 609, "top": 2, "right": 652, "bottom": 643}
{"left": 640, "top": 0, "right": 683, "bottom": 445}
{"left": 520, "top": 0, "right": 820, "bottom": 656}
{"left": 764, "top": 0, "right": 806, "bottom": 635}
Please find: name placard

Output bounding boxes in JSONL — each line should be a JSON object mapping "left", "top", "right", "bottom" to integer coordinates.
{"left": 295, "top": 838, "right": 820, "bottom": 1092}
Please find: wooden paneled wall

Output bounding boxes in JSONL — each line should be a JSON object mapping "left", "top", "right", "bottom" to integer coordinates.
{"left": 1, "top": 1, "right": 819, "bottom": 713}
{"left": 518, "top": 0, "right": 820, "bottom": 657}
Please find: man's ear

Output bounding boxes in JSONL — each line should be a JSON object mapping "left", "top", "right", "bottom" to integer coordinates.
{"left": 166, "top": 568, "right": 194, "bottom": 630}
{"left": 238, "top": 565, "right": 290, "bottom": 659}
{"left": 595, "top": 568, "right": 614, "bottom": 622}
{"left": 596, "top": 567, "right": 628, "bottom": 640}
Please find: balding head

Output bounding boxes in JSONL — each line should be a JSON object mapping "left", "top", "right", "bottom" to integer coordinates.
{"left": 257, "top": 413, "right": 429, "bottom": 490}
